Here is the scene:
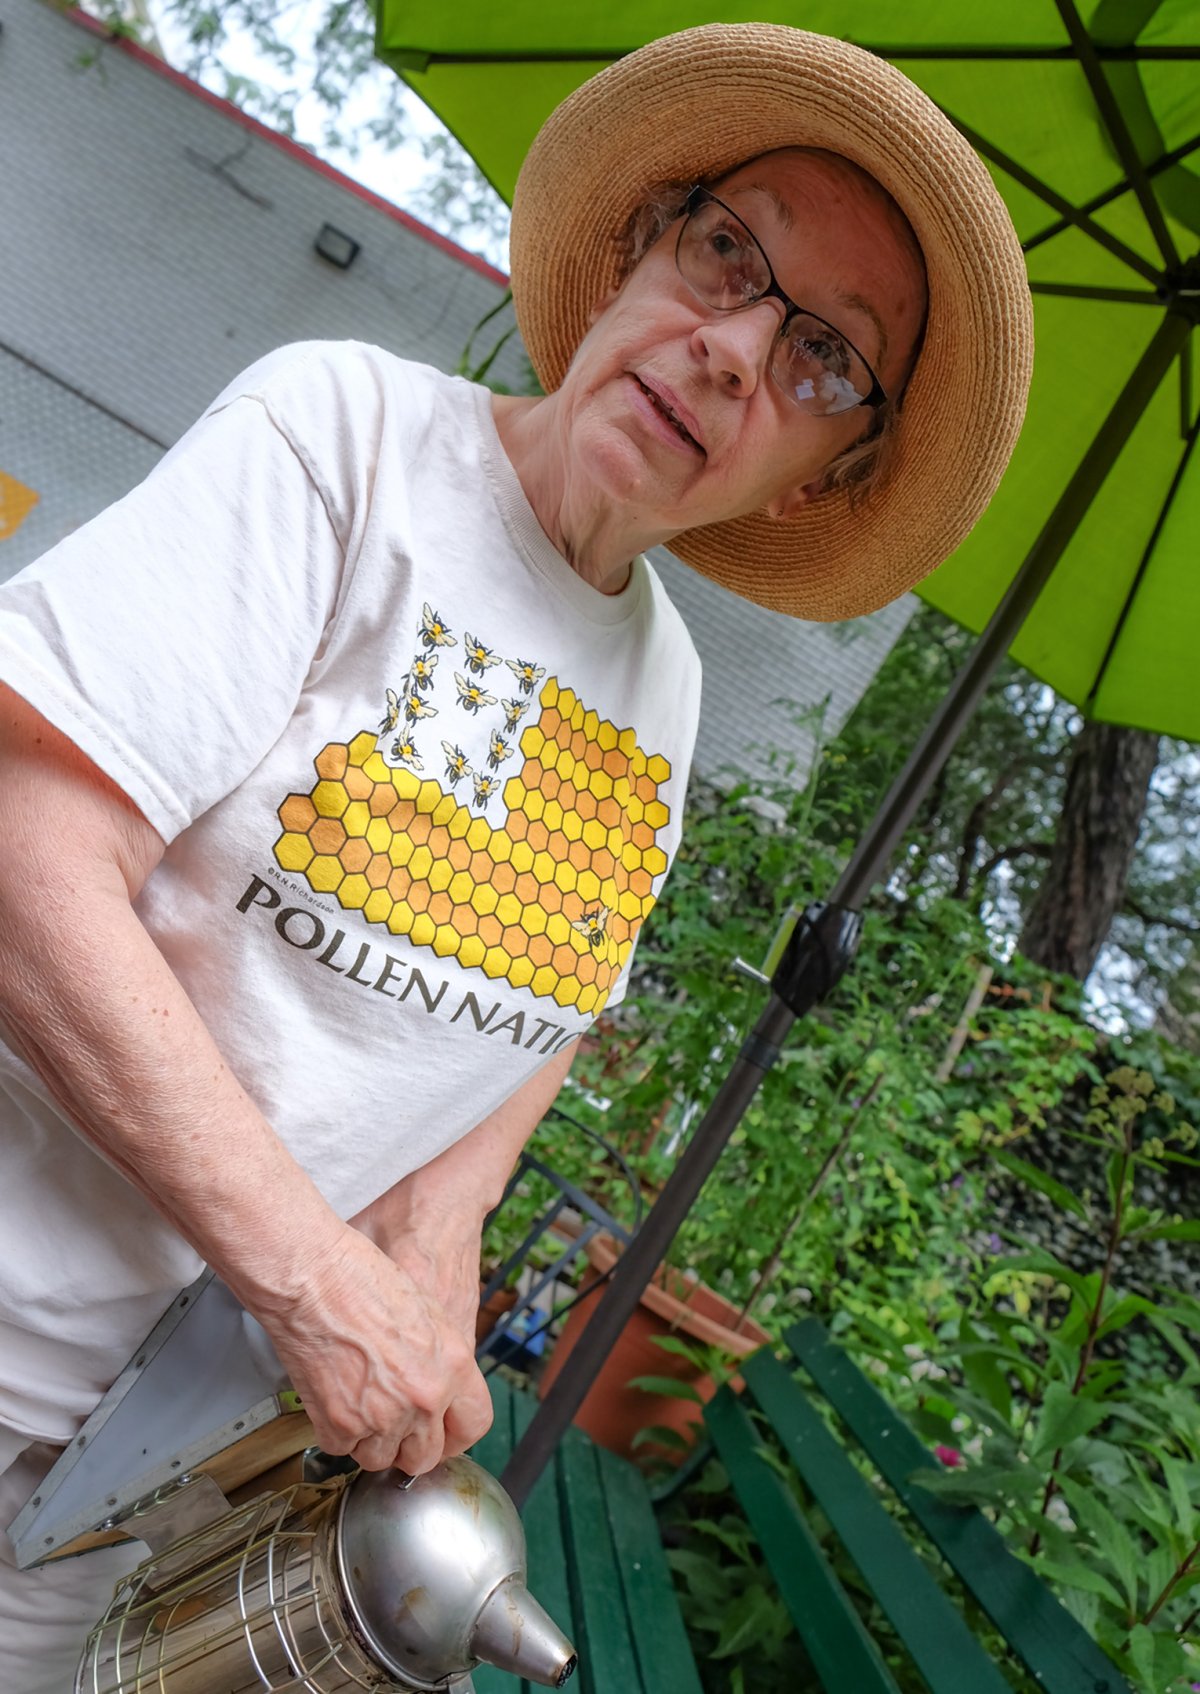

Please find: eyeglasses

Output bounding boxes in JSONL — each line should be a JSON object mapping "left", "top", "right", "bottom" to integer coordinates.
{"left": 675, "top": 186, "right": 887, "bottom": 418}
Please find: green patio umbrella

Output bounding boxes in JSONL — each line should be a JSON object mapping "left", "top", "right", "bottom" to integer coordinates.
{"left": 374, "top": 1, "right": 1200, "bottom": 1503}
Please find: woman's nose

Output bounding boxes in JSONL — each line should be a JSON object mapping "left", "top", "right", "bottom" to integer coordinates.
{"left": 691, "top": 302, "right": 780, "bottom": 395}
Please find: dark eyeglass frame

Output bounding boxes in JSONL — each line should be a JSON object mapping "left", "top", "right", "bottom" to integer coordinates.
{"left": 676, "top": 185, "right": 888, "bottom": 414}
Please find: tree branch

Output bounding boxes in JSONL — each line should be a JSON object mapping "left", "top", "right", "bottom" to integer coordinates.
{"left": 1122, "top": 895, "right": 1200, "bottom": 937}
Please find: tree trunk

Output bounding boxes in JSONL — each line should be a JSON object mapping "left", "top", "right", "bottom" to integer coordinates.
{"left": 1019, "top": 721, "right": 1159, "bottom": 981}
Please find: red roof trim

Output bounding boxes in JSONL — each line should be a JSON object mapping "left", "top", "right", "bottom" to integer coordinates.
{"left": 64, "top": 7, "right": 510, "bottom": 289}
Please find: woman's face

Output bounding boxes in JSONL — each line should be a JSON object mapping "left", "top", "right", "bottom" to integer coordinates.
{"left": 553, "top": 149, "right": 928, "bottom": 538}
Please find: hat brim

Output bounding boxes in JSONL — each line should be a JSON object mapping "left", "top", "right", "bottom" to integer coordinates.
{"left": 508, "top": 23, "right": 1033, "bottom": 621}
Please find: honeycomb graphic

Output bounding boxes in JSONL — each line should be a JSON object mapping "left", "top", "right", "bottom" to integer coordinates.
{"left": 274, "top": 680, "right": 672, "bottom": 1016}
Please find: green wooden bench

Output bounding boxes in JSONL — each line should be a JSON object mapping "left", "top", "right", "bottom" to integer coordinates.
{"left": 477, "top": 1319, "right": 1130, "bottom": 1694}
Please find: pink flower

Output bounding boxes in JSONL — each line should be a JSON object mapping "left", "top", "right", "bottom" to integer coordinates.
{"left": 934, "top": 1444, "right": 964, "bottom": 1468}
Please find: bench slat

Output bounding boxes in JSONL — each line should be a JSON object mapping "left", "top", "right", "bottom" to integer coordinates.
{"left": 558, "top": 1436, "right": 645, "bottom": 1693}
{"left": 745, "top": 1350, "right": 1013, "bottom": 1694}
{"left": 473, "top": 1378, "right": 524, "bottom": 1694}
{"left": 706, "top": 1385, "right": 902, "bottom": 1694}
{"left": 787, "top": 1321, "right": 1132, "bottom": 1694}
{"left": 595, "top": 1446, "right": 706, "bottom": 1694}
{"left": 510, "top": 1388, "right": 577, "bottom": 1694}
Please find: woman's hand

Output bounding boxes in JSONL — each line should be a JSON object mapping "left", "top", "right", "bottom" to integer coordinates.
{"left": 256, "top": 1223, "right": 493, "bottom": 1475}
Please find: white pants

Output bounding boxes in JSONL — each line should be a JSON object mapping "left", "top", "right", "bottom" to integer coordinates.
{"left": 0, "top": 1441, "right": 142, "bottom": 1693}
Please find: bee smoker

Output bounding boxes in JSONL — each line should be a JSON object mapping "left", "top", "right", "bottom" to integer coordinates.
{"left": 77, "top": 1455, "right": 577, "bottom": 1693}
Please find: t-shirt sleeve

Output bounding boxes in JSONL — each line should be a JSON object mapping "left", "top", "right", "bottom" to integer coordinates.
{"left": 0, "top": 345, "right": 367, "bottom": 843}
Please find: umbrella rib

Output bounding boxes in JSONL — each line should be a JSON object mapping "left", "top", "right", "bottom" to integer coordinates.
{"left": 1183, "top": 339, "right": 1194, "bottom": 440}
{"left": 1054, "top": 0, "right": 1183, "bottom": 273}
{"left": 1086, "top": 408, "right": 1199, "bottom": 712}
{"left": 1023, "top": 131, "right": 1200, "bottom": 255}
{"left": 1029, "top": 283, "right": 1161, "bottom": 304}
{"left": 942, "top": 109, "right": 1163, "bottom": 285}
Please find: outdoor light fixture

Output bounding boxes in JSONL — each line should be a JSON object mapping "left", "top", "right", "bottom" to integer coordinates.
{"left": 314, "top": 222, "right": 360, "bottom": 269}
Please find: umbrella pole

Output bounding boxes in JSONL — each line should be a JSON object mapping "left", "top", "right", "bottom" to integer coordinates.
{"left": 501, "top": 306, "right": 1191, "bottom": 1507}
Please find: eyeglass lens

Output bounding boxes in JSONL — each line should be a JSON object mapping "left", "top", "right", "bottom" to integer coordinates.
{"left": 676, "top": 197, "right": 877, "bottom": 417}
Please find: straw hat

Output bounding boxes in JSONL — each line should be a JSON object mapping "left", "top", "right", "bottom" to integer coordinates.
{"left": 508, "top": 24, "right": 1033, "bottom": 621}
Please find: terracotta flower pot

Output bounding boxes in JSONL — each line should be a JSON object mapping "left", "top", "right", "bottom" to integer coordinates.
{"left": 537, "top": 1234, "right": 769, "bottom": 1460}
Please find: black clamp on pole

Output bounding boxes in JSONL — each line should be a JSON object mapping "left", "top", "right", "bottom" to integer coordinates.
{"left": 770, "top": 900, "right": 863, "bottom": 1019}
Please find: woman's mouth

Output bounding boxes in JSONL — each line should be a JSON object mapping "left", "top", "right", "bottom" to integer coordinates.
{"left": 631, "top": 376, "right": 705, "bottom": 455}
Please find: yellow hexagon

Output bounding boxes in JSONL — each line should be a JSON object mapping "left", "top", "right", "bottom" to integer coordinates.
{"left": 553, "top": 976, "right": 582, "bottom": 1009}
{"left": 466, "top": 816, "right": 493, "bottom": 852}
{"left": 523, "top": 788, "right": 545, "bottom": 822}
{"left": 490, "top": 830, "right": 512, "bottom": 864}
{"left": 643, "top": 846, "right": 668, "bottom": 878}
{"left": 580, "top": 819, "right": 607, "bottom": 853}
{"left": 645, "top": 801, "right": 669, "bottom": 830}
{"left": 606, "top": 826, "right": 626, "bottom": 856}
{"left": 364, "top": 889, "right": 393, "bottom": 925}
{"left": 556, "top": 687, "right": 576, "bottom": 718}
{"left": 541, "top": 678, "right": 560, "bottom": 710}
{"left": 618, "top": 890, "right": 642, "bottom": 922}
{"left": 577, "top": 868, "right": 602, "bottom": 904}
{"left": 541, "top": 799, "right": 563, "bottom": 834}
{"left": 366, "top": 816, "right": 393, "bottom": 853}
{"left": 363, "top": 751, "right": 390, "bottom": 783}
{"left": 275, "top": 833, "right": 314, "bottom": 872}
{"left": 470, "top": 882, "right": 500, "bottom": 917}
{"left": 553, "top": 860, "right": 577, "bottom": 895}
{"left": 532, "top": 851, "right": 557, "bottom": 885}
{"left": 432, "top": 793, "right": 457, "bottom": 827}
{"left": 621, "top": 840, "right": 643, "bottom": 873}
{"left": 428, "top": 859, "right": 453, "bottom": 894}
{"left": 578, "top": 983, "right": 600, "bottom": 1016}
{"left": 583, "top": 710, "right": 600, "bottom": 740}
{"left": 392, "top": 768, "right": 420, "bottom": 802}
{"left": 613, "top": 776, "right": 632, "bottom": 809}
{"left": 625, "top": 793, "right": 645, "bottom": 825}
{"left": 631, "top": 747, "right": 647, "bottom": 779}
{"left": 617, "top": 727, "right": 638, "bottom": 756}
{"left": 410, "top": 912, "right": 437, "bottom": 948}
{"left": 457, "top": 934, "right": 487, "bottom": 970}
{"left": 521, "top": 904, "right": 548, "bottom": 937}
{"left": 597, "top": 720, "right": 618, "bottom": 752}
{"left": 647, "top": 754, "right": 671, "bottom": 784}
{"left": 348, "top": 731, "right": 376, "bottom": 764}
{"left": 432, "top": 923, "right": 460, "bottom": 958}
{"left": 417, "top": 779, "right": 443, "bottom": 814}
{"left": 312, "top": 780, "right": 349, "bottom": 819}
{"left": 448, "top": 870, "right": 474, "bottom": 905}
{"left": 531, "top": 964, "right": 558, "bottom": 998}
{"left": 343, "top": 800, "right": 370, "bottom": 838}
{"left": 387, "top": 899, "right": 416, "bottom": 935}
{"left": 338, "top": 874, "right": 371, "bottom": 910}
{"left": 496, "top": 892, "right": 523, "bottom": 927}
{"left": 503, "top": 776, "right": 527, "bottom": 812}
{"left": 521, "top": 725, "right": 545, "bottom": 759}
{"left": 447, "top": 807, "right": 471, "bottom": 840}
{"left": 510, "top": 956, "right": 535, "bottom": 990}
{"left": 389, "top": 834, "right": 415, "bottom": 869}
{"left": 510, "top": 841, "right": 535, "bottom": 874}
{"left": 562, "top": 811, "right": 584, "bottom": 843}
{"left": 309, "top": 855, "right": 344, "bottom": 893}
{"left": 409, "top": 845, "right": 434, "bottom": 881}
{"left": 483, "top": 946, "right": 511, "bottom": 979}
{"left": 546, "top": 912, "right": 572, "bottom": 948}
{"left": 592, "top": 771, "right": 613, "bottom": 801}
{"left": 555, "top": 748, "right": 575, "bottom": 782}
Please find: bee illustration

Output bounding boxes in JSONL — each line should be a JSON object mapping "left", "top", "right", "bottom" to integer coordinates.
{"left": 571, "top": 906, "right": 611, "bottom": 951}
{"left": 419, "top": 604, "right": 457, "bottom": 650}
{"left": 487, "top": 731, "right": 513, "bottom": 770}
{"left": 378, "top": 687, "right": 402, "bottom": 733}
{"left": 501, "top": 696, "right": 530, "bottom": 733}
{"left": 455, "top": 673, "right": 497, "bottom": 715}
{"left": 407, "top": 653, "right": 438, "bottom": 691}
{"left": 463, "top": 633, "right": 501, "bottom": 676}
{"left": 403, "top": 690, "right": 438, "bottom": 723}
{"left": 442, "top": 741, "right": 472, "bottom": 786}
{"left": 390, "top": 734, "right": 423, "bottom": 771}
{"left": 473, "top": 772, "right": 499, "bottom": 806}
{"left": 506, "top": 657, "right": 546, "bottom": 696}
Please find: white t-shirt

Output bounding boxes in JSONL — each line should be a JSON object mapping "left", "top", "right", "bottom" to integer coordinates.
{"left": 0, "top": 343, "right": 701, "bottom": 1446}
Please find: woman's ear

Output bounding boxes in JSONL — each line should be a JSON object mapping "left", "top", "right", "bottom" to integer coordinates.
{"left": 588, "top": 286, "right": 621, "bottom": 325}
{"left": 764, "top": 478, "right": 821, "bottom": 521}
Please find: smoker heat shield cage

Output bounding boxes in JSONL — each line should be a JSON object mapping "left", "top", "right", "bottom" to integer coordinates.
{"left": 77, "top": 1478, "right": 430, "bottom": 1694}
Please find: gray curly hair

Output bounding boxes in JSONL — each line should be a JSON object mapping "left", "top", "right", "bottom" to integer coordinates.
{"left": 612, "top": 162, "right": 921, "bottom": 504}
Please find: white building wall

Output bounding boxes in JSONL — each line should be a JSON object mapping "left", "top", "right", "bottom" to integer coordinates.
{"left": 1, "top": 1, "right": 913, "bottom": 791}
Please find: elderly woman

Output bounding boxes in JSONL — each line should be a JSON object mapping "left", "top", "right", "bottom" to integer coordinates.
{"left": 0, "top": 22, "right": 1030, "bottom": 1681}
